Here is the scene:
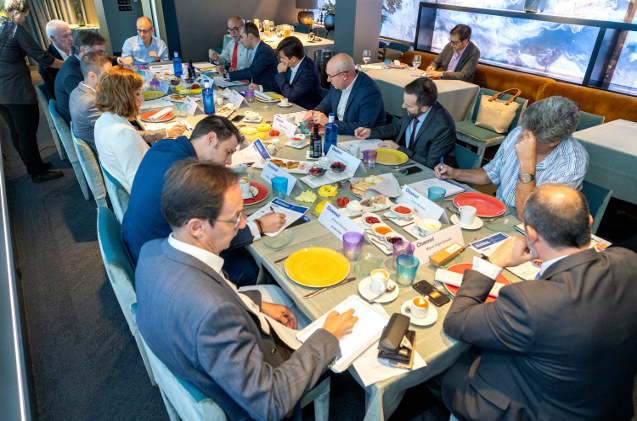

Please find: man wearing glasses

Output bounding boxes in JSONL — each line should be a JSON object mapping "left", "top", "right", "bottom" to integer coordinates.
{"left": 425, "top": 24, "right": 480, "bottom": 83}
{"left": 209, "top": 16, "right": 250, "bottom": 71}
{"left": 228, "top": 22, "right": 278, "bottom": 85}
{"left": 122, "top": 17, "right": 168, "bottom": 65}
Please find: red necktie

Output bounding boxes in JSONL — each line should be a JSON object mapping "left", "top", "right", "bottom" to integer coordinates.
{"left": 409, "top": 117, "right": 419, "bottom": 149}
{"left": 232, "top": 42, "right": 238, "bottom": 69}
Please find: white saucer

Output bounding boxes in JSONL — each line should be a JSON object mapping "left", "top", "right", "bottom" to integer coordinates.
{"left": 400, "top": 300, "right": 438, "bottom": 326}
{"left": 244, "top": 116, "right": 263, "bottom": 123}
{"left": 358, "top": 278, "right": 399, "bottom": 303}
{"left": 451, "top": 214, "right": 483, "bottom": 230}
{"left": 383, "top": 210, "right": 415, "bottom": 227}
{"left": 285, "top": 140, "right": 308, "bottom": 149}
{"left": 278, "top": 103, "right": 293, "bottom": 108}
{"left": 241, "top": 186, "right": 258, "bottom": 199}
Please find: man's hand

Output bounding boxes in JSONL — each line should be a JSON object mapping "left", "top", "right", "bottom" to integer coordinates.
{"left": 378, "top": 140, "right": 399, "bottom": 150}
{"left": 209, "top": 49, "right": 218, "bottom": 61}
{"left": 488, "top": 236, "right": 535, "bottom": 269}
{"left": 426, "top": 70, "right": 442, "bottom": 78}
{"left": 425, "top": 65, "right": 436, "bottom": 73}
{"left": 277, "top": 62, "right": 288, "bottom": 73}
{"left": 515, "top": 130, "right": 538, "bottom": 172}
{"left": 119, "top": 57, "right": 135, "bottom": 71}
{"left": 434, "top": 163, "right": 457, "bottom": 180}
{"left": 248, "top": 83, "right": 261, "bottom": 91}
{"left": 354, "top": 127, "right": 371, "bottom": 139}
{"left": 302, "top": 110, "right": 315, "bottom": 121}
{"left": 258, "top": 213, "right": 286, "bottom": 233}
{"left": 321, "top": 309, "right": 358, "bottom": 340}
{"left": 228, "top": 67, "right": 238, "bottom": 72}
{"left": 167, "top": 124, "right": 187, "bottom": 138}
{"left": 311, "top": 111, "right": 329, "bottom": 126}
{"left": 149, "top": 51, "right": 160, "bottom": 62}
{"left": 261, "top": 302, "right": 297, "bottom": 329}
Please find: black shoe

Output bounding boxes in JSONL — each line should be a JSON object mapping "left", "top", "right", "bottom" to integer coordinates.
{"left": 43, "top": 162, "right": 53, "bottom": 170}
{"left": 32, "top": 170, "right": 64, "bottom": 183}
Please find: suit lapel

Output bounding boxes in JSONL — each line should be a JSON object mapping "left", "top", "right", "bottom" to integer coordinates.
{"left": 456, "top": 42, "right": 473, "bottom": 71}
{"left": 540, "top": 248, "right": 600, "bottom": 280}
{"left": 343, "top": 73, "right": 363, "bottom": 116}
{"left": 407, "top": 103, "right": 437, "bottom": 150}
{"left": 397, "top": 114, "right": 410, "bottom": 147}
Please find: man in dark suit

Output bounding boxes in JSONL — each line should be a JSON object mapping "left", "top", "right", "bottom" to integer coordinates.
{"left": 304, "top": 53, "right": 386, "bottom": 135}
{"left": 355, "top": 77, "right": 456, "bottom": 169}
{"left": 249, "top": 36, "right": 322, "bottom": 110}
{"left": 121, "top": 115, "right": 285, "bottom": 286}
{"left": 136, "top": 160, "right": 358, "bottom": 421}
{"left": 425, "top": 24, "right": 480, "bottom": 83}
{"left": 429, "top": 184, "right": 637, "bottom": 420}
{"left": 54, "top": 31, "right": 107, "bottom": 123}
{"left": 38, "top": 19, "right": 73, "bottom": 97}
{"left": 228, "top": 22, "right": 277, "bottom": 85}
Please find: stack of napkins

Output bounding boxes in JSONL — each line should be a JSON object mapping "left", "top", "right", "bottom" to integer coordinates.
{"left": 148, "top": 107, "right": 172, "bottom": 121}
{"left": 434, "top": 269, "right": 505, "bottom": 297}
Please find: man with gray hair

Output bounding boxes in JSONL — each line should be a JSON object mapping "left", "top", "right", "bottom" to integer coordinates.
{"left": 38, "top": 19, "right": 73, "bottom": 97}
{"left": 209, "top": 15, "right": 250, "bottom": 71}
{"left": 436, "top": 96, "right": 588, "bottom": 220}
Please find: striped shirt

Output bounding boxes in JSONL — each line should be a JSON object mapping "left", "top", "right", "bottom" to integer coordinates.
{"left": 483, "top": 126, "right": 589, "bottom": 207}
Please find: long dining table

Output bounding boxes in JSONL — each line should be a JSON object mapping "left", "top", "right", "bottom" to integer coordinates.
{"left": 138, "top": 88, "right": 524, "bottom": 420}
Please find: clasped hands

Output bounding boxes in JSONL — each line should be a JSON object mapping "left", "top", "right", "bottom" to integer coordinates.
{"left": 424, "top": 65, "right": 441, "bottom": 78}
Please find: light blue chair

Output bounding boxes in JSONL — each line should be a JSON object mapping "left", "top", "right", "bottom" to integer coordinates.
{"left": 576, "top": 111, "right": 605, "bottom": 131}
{"left": 35, "top": 83, "right": 65, "bottom": 160}
{"left": 295, "top": 24, "right": 310, "bottom": 34}
{"left": 97, "top": 207, "right": 156, "bottom": 385}
{"left": 49, "top": 99, "right": 90, "bottom": 200}
{"left": 101, "top": 164, "right": 130, "bottom": 222}
{"left": 70, "top": 123, "right": 107, "bottom": 208}
{"left": 454, "top": 143, "right": 481, "bottom": 170}
{"left": 581, "top": 180, "right": 612, "bottom": 235}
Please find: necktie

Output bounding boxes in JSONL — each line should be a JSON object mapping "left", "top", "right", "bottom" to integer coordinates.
{"left": 408, "top": 117, "right": 419, "bottom": 149}
{"left": 232, "top": 42, "right": 238, "bottom": 68}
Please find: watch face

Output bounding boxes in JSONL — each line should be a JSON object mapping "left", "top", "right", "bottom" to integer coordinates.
{"left": 519, "top": 173, "right": 534, "bottom": 183}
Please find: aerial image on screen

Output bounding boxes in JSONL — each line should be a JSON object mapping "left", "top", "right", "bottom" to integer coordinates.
{"left": 609, "top": 31, "right": 637, "bottom": 95}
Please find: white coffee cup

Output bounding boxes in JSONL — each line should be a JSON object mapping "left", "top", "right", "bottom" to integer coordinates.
{"left": 318, "top": 157, "right": 330, "bottom": 167}
{"left": 266, "top": 144, "right": 276, "bottom": 155}
{"left": 460, "top": 205, "right": 477, "bottom": 225}
{"left": 239, "top": 177, "right": 251, "bottom": 198}
{"left": 281, "top": 98, "right": 289, "bottom": 106}
{"left": 271, "top": 138, "right": 280, "bottom": 147}
{"left": 409, "top": 296, "right": 429, "bottom": 319}
{"left": 349, "top": 144, "right": 360, "bottom": 158}
{"left": 370, "top": 272, "right": 388, "bottom": 295}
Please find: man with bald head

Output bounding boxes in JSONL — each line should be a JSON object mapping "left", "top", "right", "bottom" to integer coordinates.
{"left": 122, "top": 17, "right": 168, "bottom": 65}
{"left": 38, "top": 19, "right": 73, "bottom": 97}
{"left": 430, "top": 184, "right": 637, "bottom": 420}
{"left": 303, "top": 53, "right": 385, "bottom": 135}
{"left": 209, "top": 16, "right": 250, "bottom": 71}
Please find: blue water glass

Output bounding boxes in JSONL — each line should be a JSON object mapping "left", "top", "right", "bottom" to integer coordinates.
{"left": 272, "top": 177, "right": 288, "bottom": 199}
{"left": 428, "top": 186, "right": 446, "bottom": 202}
{"left": 396, "top": 255, "right": 419, "bottom": 286}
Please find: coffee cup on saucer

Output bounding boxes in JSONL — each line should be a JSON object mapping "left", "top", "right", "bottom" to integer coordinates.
{"left": 409, "top": 296, "right": 429, "bottom": 318}
{"left": 370, "top": 271, "right": 388, "bottom": 294}
{"left": 239, "top": 176, "right": 252, "bottom": 198}
{"left": 460, "top": 205, "right": 477, "bottom": 225}
{"left": 280, "top": 98, "right": 289, "bottom": 106}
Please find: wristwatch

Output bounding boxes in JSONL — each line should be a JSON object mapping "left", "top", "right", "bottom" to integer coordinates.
{"left": 518, "top": 173, "right": 536, "bottom": 184}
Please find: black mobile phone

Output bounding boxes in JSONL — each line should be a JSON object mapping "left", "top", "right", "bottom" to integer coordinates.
{"left": 413, "top": 280, "right": 451, "bottom": 306}
{"left": 404, "top": 166, "right": 423, "bottom": 175}
{"left": 231, "top": 115, "right": 245, "bottom": 122}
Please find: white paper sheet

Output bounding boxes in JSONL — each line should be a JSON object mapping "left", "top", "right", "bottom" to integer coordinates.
{"left": 144, "top": 120, "right": 194, "bottom": 133}
{"left": 246, "top": 198, "right": 308, "bottom": 237}
{"left": 408, "top": 178, "right": 466, "bottom": 198}
{"left": 140, "top": 98, "right": 173, "bottom": 110}
{"left": 470, "top": 233, "right": 540, "bottom": 280}
{"left": 277, "top": 111, "right": 306, "bottom": 125}
{"left": 338, "top": 139, "right": 384, "bottom": 156}
{"left": 231, "top": 139, "right": 271, "bottom": 165}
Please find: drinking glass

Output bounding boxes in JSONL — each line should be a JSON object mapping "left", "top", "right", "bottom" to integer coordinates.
{"left": 175, "top": 102, "right": 188, "bottom": 118}
{"left": 272, "top": 177, "right": 288, "bottom": 198}
{"left": 360, "top": 50, "right": 371, "bottom": 72}
{"left": 343, "top": 232, "right": 364, "bottom": 261}
{"left": 396, "top": 255, "right": 419, "bottom": 286}
{"left": 300, "top": 121, "right": 312, "bottom": 134}
{"left": 428, "top": 186, "right": 446, "bottom": 202}
{"left": 363, "top": 149, "right": 377, "bottom": 165}
{"left": 392, "top": 240, "right": 415, "bottom": 269}
{"left": 411, "top": 55, "right": 422, "bottom": 77}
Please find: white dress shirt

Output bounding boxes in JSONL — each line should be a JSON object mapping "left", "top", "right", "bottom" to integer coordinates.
{"left": 258, "top": 56, "right": 304, "bottom": 92}
{"left": 94, "top": 112, "right": 149, "bottom": 193}
{"left": 52, "top": 43, "right": 69, "bottom": 61}
{"left": 215, "top": 38, "right": 250, "bottom": 70}
{"left": 336, "top": 74, "right": 358, "bottom": 121}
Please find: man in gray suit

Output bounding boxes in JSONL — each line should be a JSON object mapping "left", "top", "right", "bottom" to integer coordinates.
{"left": 429, "top": 184, "right": 637, "bottom": 420}
{"left": 425, "top": 24, "right": 480, "bottom": 83}
{"left": 354, "top": 77, "right": 456, "bottom": 169}
{"left": 136, "top": 161, "right": 358, "bottom": 421}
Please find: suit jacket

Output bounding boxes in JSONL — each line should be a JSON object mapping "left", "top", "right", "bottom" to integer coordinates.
{"left": 369, "top": 101, "right": 456, "bottom": 169}
{"left": 229, "top": 41, "right": 278, "bottom": 86}
{"left": 54, "top": 54, "right": 82, "bottom": 122}
{"left": 121, "top": 137, "right": 253, "bottom": 266}
{"left": 136, "top": 239, "right": 340, "bottom": 421}
{"left": 315, "top": 71, "right": 386, "bottom": 135}
{"left": 431, "top": 41, "right": 480, "bottom": 83}
{"left": 442, "top": 247, "right": 637, "bottom": 421}
{"left": 38, "top": 43, "right": 63, "bottom": 99}
{"left": 262, "top": 55, "right": 322, "bottom": 110}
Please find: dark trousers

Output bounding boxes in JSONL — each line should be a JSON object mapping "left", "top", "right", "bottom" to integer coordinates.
{"left": 220, "top": 248, "right": 259, "bottom": 287}
{"left": 0, "top": 103, "right": 45, "bottom": 175}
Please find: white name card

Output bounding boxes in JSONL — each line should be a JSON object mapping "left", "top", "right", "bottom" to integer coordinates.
{"left": 318, "top": 202, "right": 365, "bottom": 240}
{"left": 326, "top": 145, "right": 365, "bottom": 174}
{"left": 412, "top": 224, "right": 464, "bottom": 266}
{"left": 144, "top": 69, "right": 154, "bottom": 82}
{"left": 229, "top": 90, "right": 246, "bottom": 109}
{"left": 220, "top": 88, "right": 232, "bottom": 99}
{"left": 260, "top": 161, "right": 300, "bottom": 196}
{"left": 272, "top": 115, "right": 298, "bottom": 138}
{"left": 396, "top": 185, "right": 445, "bottom": 222}
{"left": 201, "top": 74, "right": 213, "bottom": 87}
{"left": 185, "top": 96, "right": 198, "bottom": 116}
{"left": 158, "top": 80, "right": 170, "bottom": 94}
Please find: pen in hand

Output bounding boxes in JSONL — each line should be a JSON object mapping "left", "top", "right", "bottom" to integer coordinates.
{"left": 440, "top": 156, "right": 444, "bottom": 171}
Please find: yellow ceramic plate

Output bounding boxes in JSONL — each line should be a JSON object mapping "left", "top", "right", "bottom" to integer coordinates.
{"left": 142, "top": 90, "right": 166, "bottom": 100}
{"left": 374, "top": 149, "right": 408, "bottom": 165}
{"left": 285, "top": 247, "right": 350, "bottom": 288}
{"left": 256, "top": 92, "right": 283, "bottom": 103}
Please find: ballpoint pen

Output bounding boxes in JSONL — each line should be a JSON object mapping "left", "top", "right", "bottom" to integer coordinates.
{"left": 440, "top": 156, "right": 444, "bottom": 172}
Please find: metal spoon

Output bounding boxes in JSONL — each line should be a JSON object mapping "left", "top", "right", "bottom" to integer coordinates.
{"left": 446, "top": 206, "right": 461, "bottom": 218}
{"left": 368, "top": 284, "right": 397, "bottom": 303}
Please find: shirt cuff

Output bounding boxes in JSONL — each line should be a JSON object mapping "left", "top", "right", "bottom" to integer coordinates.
{"left": 258, "top": 85, "right": 263, "bottom": 91}
{"left": 471, "top": 256, "right": 503, "bottom": 280}
{"left": 247, "top": 220, "right": 261, "bottom": 241}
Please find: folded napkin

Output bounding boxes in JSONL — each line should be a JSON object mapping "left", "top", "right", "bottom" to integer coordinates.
{"left": 148, "top": 107, "right": 172, "bottom": 121}
{"left": 254, "top": 91, "right": 273, "bottom": 101}
{"left": 434, "top": 268, "right": 504, "bottom": 297}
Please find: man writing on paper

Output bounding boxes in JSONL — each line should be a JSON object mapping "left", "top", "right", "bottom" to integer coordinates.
{"left": 425, "top": 24, "right": 480, "bottom": 83}
{"left": 209, "top": 16, "right": 250, "bottom": 71}
{"left": 136, "top": 160, "right": 358, "bottom": 421}
{"left": 121, "top": 115, "right": 285, "bottom": 287}
{"left": 435, "top": 96, "right": 588, "bottom": 220}
{"left": 428, "top": 184, "right": 637, "bottom": 420}
{"left": 354, "top": 77, "right": 456, "bottom": 169}
{"left": 228, "top": 22, "right": 278, "bottom": 85}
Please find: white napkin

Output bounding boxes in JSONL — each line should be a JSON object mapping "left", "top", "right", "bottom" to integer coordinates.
{"left": 434, "top": 268, "right": 504, "bottom": 297}
{"left": 254, "top": 91, "right": 272, "bottom": 101}
{"left": 148, "top": 107, "right": 173, "bottom": 121}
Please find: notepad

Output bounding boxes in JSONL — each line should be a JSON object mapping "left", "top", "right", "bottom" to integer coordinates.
{"left": 407, "top": 178, "right": 466, "bottom": 198}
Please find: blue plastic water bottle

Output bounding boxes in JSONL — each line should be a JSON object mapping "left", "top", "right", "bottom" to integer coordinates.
{"left": 202, "top": 81, "right": 215, "bottom": 115}
{"left": 173, "top": 51, "right": 183, "bottom": 77}
{"left": 324, "top": 113, "right": 338, "bottom": 155}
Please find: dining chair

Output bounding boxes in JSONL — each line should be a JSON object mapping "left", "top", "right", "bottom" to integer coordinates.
{"left": 70, "top": 123, "right": 107, "bottom": 208}
{"left": 295, "top": 23, "right": 310, "bottom": 34}
{"left": 97, "top": 207, "right": 156, "bottom": 386}
{"left": 576, "top": 111, "right": 605, "bottom": 131}
{"left": 49, "top": 100, "right": 90, "bottom": 200}
{"left": 455, "top": 88, "right": 529, "bottom": 164}
{"left": 35, "top": 83, "right": 65, "bottom": 160}
{"left": 454, "top": 143, "right": 482, "bottom": 170}
{"left": 101, "top": 164, "right": 130, "bottom": 222}
{"left": 581, "top": 180, "right": 612, "bottom": 235}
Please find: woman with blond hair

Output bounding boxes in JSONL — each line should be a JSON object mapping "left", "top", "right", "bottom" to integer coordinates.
{"left": 0, "top": 0, "right": 64, "bottom": 182}
{"left": 94, "top": 65, "right": 149, "bottom": 193}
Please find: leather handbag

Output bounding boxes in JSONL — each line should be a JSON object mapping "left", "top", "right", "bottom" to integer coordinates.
{"left": 475, "top": 88, "right": 522, "bottom": 133}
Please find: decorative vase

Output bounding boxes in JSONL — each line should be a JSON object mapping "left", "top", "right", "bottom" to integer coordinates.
{"left": 324, "top": 13, "right": 335, "bottom": 31}
{"left": 298, "top": 11, "right": 314, "bottom": 26}
{"left": 73, "top": 0, "right": 85, "bottom": 26}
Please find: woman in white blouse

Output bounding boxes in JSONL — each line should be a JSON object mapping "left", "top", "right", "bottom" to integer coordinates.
{"left": 94, "top": 66, "right": 149, "bottom": 193}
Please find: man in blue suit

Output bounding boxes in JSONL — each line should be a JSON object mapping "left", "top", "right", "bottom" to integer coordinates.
{"left": 303, "top": 53, "right": 386, "bottom": 135}
{"left": 228, "top": 22, "right": 277, "bottom": 85}
{"left": 249, "top": 36, "right": 322, "bottom": 110}
{"left": 121, "top": 115, "right": 286, "bottom": 286}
